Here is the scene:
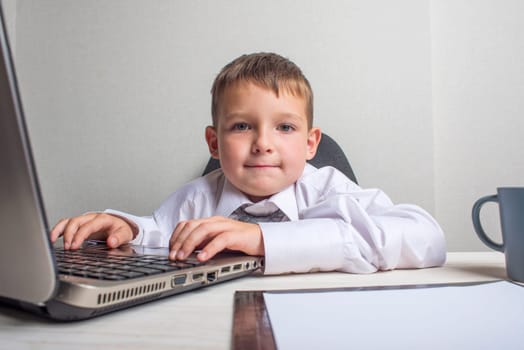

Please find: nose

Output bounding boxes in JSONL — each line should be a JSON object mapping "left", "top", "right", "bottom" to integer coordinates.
{"left": 251, "top": 129, "right": 274, "bottom": 154}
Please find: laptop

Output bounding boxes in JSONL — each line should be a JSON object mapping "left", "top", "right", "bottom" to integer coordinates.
{"left": 0, "top": 5, "right": 263, "bottom": 321}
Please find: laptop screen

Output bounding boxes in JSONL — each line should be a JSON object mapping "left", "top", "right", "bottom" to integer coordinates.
{"left": 0, "top": 4, "right": 57, "bottom": 304}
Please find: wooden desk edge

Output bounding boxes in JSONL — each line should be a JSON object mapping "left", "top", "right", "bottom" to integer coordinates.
{"left": 232, "top": 290, "right": 276, "bottom": 350}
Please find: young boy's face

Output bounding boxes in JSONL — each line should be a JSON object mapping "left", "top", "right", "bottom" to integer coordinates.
{"left": 206, "top": 81, "right": 321, "bottom": 202}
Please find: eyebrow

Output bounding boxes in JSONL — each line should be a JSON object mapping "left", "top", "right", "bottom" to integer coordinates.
{"left": 278, "top": 113, "right": 305, "bottom": 122}
{"left": 222, "top": 112, "right": 306, "bottom": 122}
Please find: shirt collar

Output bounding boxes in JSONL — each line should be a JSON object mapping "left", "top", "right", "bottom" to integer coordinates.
{"left": 215, "top": 176, "right": 299, "bottom": 221}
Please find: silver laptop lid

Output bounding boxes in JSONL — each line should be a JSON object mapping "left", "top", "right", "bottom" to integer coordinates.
{"left": 0, "top": 4, "right": 57, "bottom": 304}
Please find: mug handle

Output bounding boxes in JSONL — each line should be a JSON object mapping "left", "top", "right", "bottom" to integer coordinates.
{"left": 471, "top": 194, "right": 504, "bottom": 252}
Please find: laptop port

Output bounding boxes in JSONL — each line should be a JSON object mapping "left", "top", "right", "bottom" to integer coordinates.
{"left": 233, "top": 264, "right": 242, "bottom": 271}
{"left": 207, "top": 271, "right": 218, "bottom": 283}
{"left": 171, "top": 274, "right": 187, "bottom": 287}
{"left": 192, "top": 272, "right": 204, "bottom": 281}
{"left": 221, "top": 266, "right": 231, "bottom": 273}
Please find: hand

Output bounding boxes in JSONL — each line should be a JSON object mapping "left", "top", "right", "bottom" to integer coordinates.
{"left": 50, "top": 213, "right": 138, "bottom": 250}
{"left": 169, "top": 216, "right": 265, "bottom": 262}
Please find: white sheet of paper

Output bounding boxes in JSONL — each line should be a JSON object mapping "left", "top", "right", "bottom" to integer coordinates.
{"left": 263, "top": 281, "right": 524, "bottom": 350}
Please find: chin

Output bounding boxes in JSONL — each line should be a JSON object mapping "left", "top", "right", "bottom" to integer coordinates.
{"left": 241, "top": 188, "right": 277, "bottom": 202}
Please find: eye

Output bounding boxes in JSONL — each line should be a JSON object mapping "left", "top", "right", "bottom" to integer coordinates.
{"left": 277, "top": 124, "right": 295, "bottom": 132}
{"left": 232, "top": 122, "right": 250, "bottom": 131}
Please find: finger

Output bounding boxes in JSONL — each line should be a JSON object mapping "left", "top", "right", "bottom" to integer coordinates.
{"left": 196, "top": 233, "right": 231, "bottom": 262}
{"left": 168, "top": 221, "right": 190, "bottom": 259}
{"left": 195, "top": 237, "right": 212, "bottom": 250}
{"left": 106, "top": 225, "right": 134, "bottom": 248}
{"left": 71, "top": 214, "right": 130, "bottom": 249}
{"left": 169, "top": 220, "right": 206, "bottom": 260}
{"left": 50, "top": 218, "right": 70, "bottom": 243}
{"left": 62, "top": 215, "right": 96, "bottom": 249}
{"left": 177, "top": 218, "right": 227, "bottom": 260}
{"left": 197, "top": 221, "right": 264, "bottom": 261}
{"left": 169, "top": 220, "right": 189, "bottom": 249}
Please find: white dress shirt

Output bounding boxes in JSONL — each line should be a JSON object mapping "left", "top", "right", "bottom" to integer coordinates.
{"left": 106, "top": 164, "right": 446, "bottom": 275}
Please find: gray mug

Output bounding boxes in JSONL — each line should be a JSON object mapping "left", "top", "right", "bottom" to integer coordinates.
{"left": 472, "top": 187, "right": 524, "bottom": 282}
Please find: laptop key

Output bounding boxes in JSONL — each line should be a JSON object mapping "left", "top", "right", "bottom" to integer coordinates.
{"left": 131, "top": 267, "right": 164, "bottom": 275}
{"left": 146, "top": 264, "right": 180, "bottom": 272}
{"left": 85, "top": 272, "right": 106, "bottom": 279}
{"left": 119, "top": 271, "right": 146, "bottom": 279}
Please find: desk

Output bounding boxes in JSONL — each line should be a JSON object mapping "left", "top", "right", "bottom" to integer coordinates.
{"left": 0, "top": 252, "right": 506, "bottom": 350}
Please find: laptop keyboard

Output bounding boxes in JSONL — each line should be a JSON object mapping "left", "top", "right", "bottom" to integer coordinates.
{"left": 55, "top": 248, "right": 203, "bottom": 281}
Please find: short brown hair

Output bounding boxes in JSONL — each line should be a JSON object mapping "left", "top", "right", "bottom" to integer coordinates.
{"left": 211, "top": 52, "right": 314, "bottom": 128}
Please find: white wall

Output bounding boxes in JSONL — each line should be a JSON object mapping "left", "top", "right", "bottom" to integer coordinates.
{"left": 432, "top": 0, "right": 524, "bottom": 250}
{"left": 7, "top": 0, "right": 524, "bottom": 251}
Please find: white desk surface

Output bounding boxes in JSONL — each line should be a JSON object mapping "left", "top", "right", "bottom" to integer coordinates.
{"left": 0, "top": 252, "right": 506, "bottom": 350}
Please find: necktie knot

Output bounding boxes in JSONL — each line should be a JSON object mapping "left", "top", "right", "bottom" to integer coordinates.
{"left": 229, "top": 204, "right": 289, "bottom": 223}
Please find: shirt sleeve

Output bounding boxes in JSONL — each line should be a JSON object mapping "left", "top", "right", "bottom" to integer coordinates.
{"left": 260, "top": 173, "right": 446, "bottom": 275}
{"left": 102, "top": 174, "right": 219, "bottom": 248}
{"left": 104, "top": 209, "right": 167, "bottom": 247}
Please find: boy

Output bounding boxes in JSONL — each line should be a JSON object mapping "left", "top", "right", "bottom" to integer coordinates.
{"left": 50, "top": 52, "right": 446, "bottom": 274}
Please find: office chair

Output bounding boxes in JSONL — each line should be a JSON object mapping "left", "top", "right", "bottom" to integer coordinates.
{"left": 202, "top": 133, "right": 358, "bottom": 184}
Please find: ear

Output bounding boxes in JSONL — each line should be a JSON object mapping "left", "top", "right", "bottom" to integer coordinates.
{"left": 205, "top": 126, "right": 220, "bottom": 159}
{"left": 305, "top": 127, "right": 322, "bottom": 160}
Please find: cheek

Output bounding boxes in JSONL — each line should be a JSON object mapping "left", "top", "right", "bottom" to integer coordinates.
{"left": 282, "top": 138, "right": 309, "bottom": 157}
{"left": 220, "top": 137, "right": 243, "bottom": 156}
{"left": 219, "top": 132, "right": 245, "bottom": 147}
{"left": 281, "top": 141, "right": 309, "bottom": 170}
{"left": 218, "top": 138, "right": 246, "bottom": 168}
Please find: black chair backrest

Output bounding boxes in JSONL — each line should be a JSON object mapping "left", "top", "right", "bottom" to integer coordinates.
{"left": 202, "top": 133, "right": 357, "bottom": 184}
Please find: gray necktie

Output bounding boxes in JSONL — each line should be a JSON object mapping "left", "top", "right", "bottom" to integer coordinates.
{"left": 229, "top": 204, "right": 289, "bottom": 223}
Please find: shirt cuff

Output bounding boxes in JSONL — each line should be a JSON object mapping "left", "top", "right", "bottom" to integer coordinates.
{"left": 259, "top": 219, "right": 345, "bottom": 275}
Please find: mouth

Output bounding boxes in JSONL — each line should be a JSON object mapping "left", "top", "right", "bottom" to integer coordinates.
{"left": 244, "top": 164, "right": 279, "bottom": 169}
